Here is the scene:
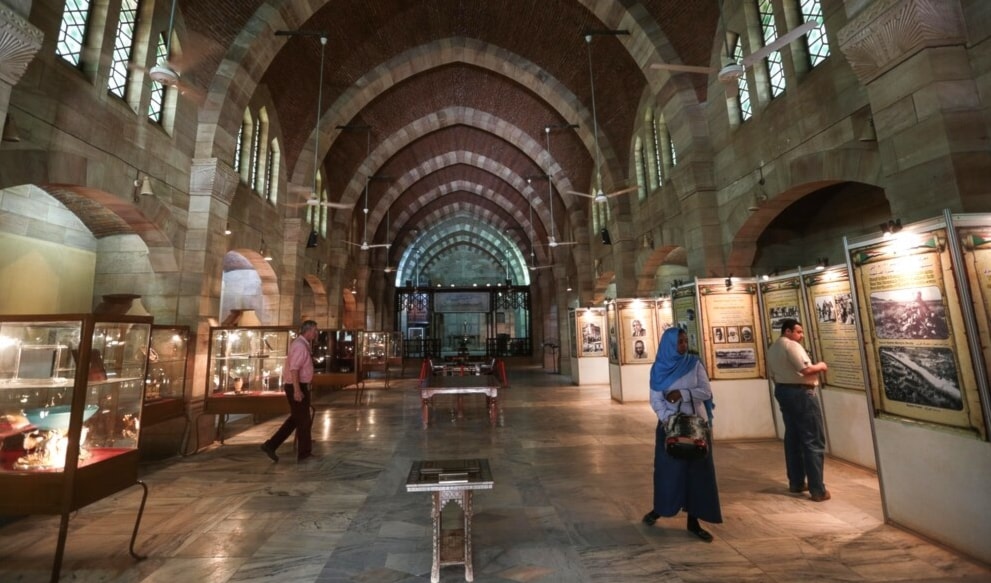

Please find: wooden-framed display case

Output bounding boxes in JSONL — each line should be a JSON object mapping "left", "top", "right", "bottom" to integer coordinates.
{"left": 0, "top": 314, "right": 153, "bottom": 580}
{"left": 203, "top": 325, "right": 292, "bottom": 442}
{"left": 143, "top": 325, "right": 192, "bottom": 427}
{"left": 361, "top": 331, "right": 403, "bottom": 384}
{"left": 312, "top": 329, "right": 363, "bottom": 390}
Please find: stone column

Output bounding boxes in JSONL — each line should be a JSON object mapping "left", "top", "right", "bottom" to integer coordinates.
{"left": 182, "top": 158, "right": 237, "bottom": 451}
{"left": 280, "top": 217, "right": 303, "bottom": 325}
{"left": 671, "top": 160, "right": 724, "bottom": 277}
{"left": 0, "top": 5, "right": 43, "bottom": 137}
{"left": 838, "top": 0, "right": 990, "bottom": 216}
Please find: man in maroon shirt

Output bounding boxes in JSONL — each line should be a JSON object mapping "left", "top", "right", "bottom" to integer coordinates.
{"left": 261, "top": 320, "right": 318, "bottom": 462}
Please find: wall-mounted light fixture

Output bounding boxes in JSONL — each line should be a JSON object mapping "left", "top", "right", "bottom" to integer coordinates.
{"left": 224, "top": 223, "right": 232, "bottom": 236}
{"left": 880, "top": 218, "right": 902, "bottom": 238}
{"left": 859, "top": 116, "right": 877, "bottom": 142}
{"left": 135, "top": 175, "right": 154, "bottom": 197}
{"left": 815, "top": 257, "right": 829, "bottom": 271}
{"left": 641, "top": 232, "right": 654, "bottom": 250}
{"left": 747, "top": 164, "right": 768, "bottom": 211}
{"left": 260, "top": 239, "right": 273, "bottom": 261}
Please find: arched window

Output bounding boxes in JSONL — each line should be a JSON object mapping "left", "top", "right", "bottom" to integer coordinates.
{"left": 253, "top": 109, "right": 270, "bottom": 194}
{"left": 799, "top": 0, "right": 830, "bottom": 67}
{"left": 57, "top": 0, "right": 92, "bottom": 67}
{"left": 652, "top": 112, "right": 664, "bottom": 187}
{"left": 108, "top": 0, "right": 139, "bottom": 100}
{"left": 267, "top": 139, "right": 281, "bottom": 203}
{"left": 319, "top": 186, "right": 328, "bottom": 237}
{"left": 634, "top": 138, "right": 647, "bottom": 201}
{"left": 732, "top": 37, "right": 753, "bottom": 121}
{"left": 757, "top": 0, "right": 786, "bottom": 98}
{"left": 644, "top": 111, "right": 659, "bottom": 190}
{"left": 237, "top": 110, "right": 253, "bottom": 181}
{"left": 148, "top": 32, "right": 168, "bottom": 123}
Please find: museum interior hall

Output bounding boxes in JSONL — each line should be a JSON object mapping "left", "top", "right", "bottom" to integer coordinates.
{"left": 0, "top": 0, "right": 990, "bottom": 581}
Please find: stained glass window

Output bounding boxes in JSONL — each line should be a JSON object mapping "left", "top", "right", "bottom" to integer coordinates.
{"left": 148, "top": 33, "right": 167, "bottom": 122}
{"left": 56, "top": 0, "right": 92, "bottom": 67}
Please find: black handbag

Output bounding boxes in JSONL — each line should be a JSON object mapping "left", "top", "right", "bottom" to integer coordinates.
{"left": 664, "top": 398, "right": 710, "bottom": 460}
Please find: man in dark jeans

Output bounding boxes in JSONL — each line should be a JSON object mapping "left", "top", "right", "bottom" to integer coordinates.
{"left": 766, "top": 319, "right": 830, "bottom": 501}
{"left": 261, "top": 320, "right": 318, "bottom": 462}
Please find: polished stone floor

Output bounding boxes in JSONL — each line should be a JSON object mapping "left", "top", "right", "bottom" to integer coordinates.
{"left": 1, "top": 365, "right": 990, "bottom": 582}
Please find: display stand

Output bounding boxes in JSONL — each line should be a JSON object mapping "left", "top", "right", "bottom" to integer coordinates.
{"left": 568, "top": 308, "right": 608, "bottom": 385}
{"left": 141, "top": 326, "right": 193, "bottom": 456}
{"left": 0, "top": 314, "right": 153, "bottom": 582}
{"left": 201, "top": 325, "right": 291, "bottom": 443}
{"left": 606, "top": 299, "right": 661, "bottom": 402}
{"left": 311, "top": 329, "right": 364, "bottom": 402}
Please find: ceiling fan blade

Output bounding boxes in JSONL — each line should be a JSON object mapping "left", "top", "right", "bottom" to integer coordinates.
{"left": 649, "top": 63, "right": 715, "bottom": 75}
{"left": 309, "top": 200, "right": 352, "bottom": 209}
{"left": 528, "top": 264, "right": 553, "bottom": 271}
{"left": 605, "top": 185, "right": 638, "bottom": 198}
{"left": 741, "top": 21, "right": 816, "bottom": 68}
{"left": 565, "top": 190, "right": 595, "bottom": 199}
{"left": 365, "top": 243, "right": 391, "bottom": 249}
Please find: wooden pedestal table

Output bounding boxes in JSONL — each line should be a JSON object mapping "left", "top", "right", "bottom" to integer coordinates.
{"left": 405, "top": 459, "right": 493, "bottom": 583}
{"left": 418, "top": 375, "right": 500, "bottom": 428}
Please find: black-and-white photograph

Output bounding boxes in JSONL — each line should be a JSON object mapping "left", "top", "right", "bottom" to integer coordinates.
{"left": 581, "top": 321, "right": 604, "bottom": 355}
{"left": 631, "top": 319, "right": 646, "bottom": 337}
{"left": 879, "top": 345, "right": 962, "bottom": 410}
{"left": 632, "top": 339, "right": 648, "bottom": 359}
{"left": 768, "top": 305, "right": 800, "bottom": 331}
{"left": 714, "top": 348, "right": 756, "bottom": 369}
{"left": 815, "top": 293, "right": 855, "bottom": 325}
{"left": 725, "top": 326, "right": 740, "bottom": 343}
{"left": 870, "top": 286, "right": 949, "bottom": 340}
{"left": 712, "top": 326, "right": 725, "bottom": 344}
{"left": 740, "top": 326, "right": 754, "bottom": 343}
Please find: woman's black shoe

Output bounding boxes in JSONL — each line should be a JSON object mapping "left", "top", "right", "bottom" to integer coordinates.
{"left": 642, "top": 511, "right": 660, "bottom": 526}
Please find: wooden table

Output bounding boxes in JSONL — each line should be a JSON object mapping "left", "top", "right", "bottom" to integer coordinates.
{"left": 406, "top": 459, "right": 493, "bottom": 583}
{"left": 419, "top": 374, "right": 500, "bottom": 428}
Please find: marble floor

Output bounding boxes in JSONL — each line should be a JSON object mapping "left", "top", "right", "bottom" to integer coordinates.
{"left": 1, "top": 365, "right": 989, "bottom": 583}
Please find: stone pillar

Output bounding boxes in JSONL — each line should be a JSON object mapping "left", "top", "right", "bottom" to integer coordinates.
{"left": 671, "top": 160, "right": 724, "bottom": 277}
{"left": 280, "top": 217, "right": 303, "bottom": 326}
{"left": 182, "top": 158, "right": 237, "bottom": 451}
{"left": 0, "top": 5, "right": 43, "bottom": 137}
{"left": 838, "top": 0, "right": 990, "bottom": 216}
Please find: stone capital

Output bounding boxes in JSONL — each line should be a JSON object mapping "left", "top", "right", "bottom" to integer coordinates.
{"left": 190, "top": 158, "right": 238, "bottom": 204}
{"left": 838, "top": 0, "right": 966, "bottom": 85}
{"left": 0, "top": 5, "right": 43, "bottom": 86}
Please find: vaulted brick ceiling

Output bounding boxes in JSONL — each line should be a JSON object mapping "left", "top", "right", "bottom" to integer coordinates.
{"left": 177, "top": 0, "right": 719, "bottom": 275}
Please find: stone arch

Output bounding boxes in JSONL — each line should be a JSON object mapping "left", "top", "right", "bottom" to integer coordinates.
{"left": 301, "top": 274, "right": 328, "bottom": 326}
{"left": 220, "top": 250, "right": 280, "bottom": 325}
{"left": 725, "top": 148, "right": 884, "bottom": 273}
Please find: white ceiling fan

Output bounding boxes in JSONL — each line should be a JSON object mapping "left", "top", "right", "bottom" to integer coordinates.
{"left": 540, "top": 127, "right": 578, "bottom": 248}
{"left": 524, "top": 184, "right": 553, "bottom": 271}
{"left": 565, "top": 34, "right": 638, "bottom": 204}
{"left": 345, "top": 135, "right": 391, "bottom": 251}
{"left": 138, "top": 0, "right": 206, "bottom": 103}
{"left": 650, "top": 2, "right": 817, "bottom": 93}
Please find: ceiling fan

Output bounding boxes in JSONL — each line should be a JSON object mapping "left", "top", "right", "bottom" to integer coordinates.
{"left": 566, "top": 35, "right": 639, "bottom": 204}
{"left": 287, "top": 185, "right": 353, "bottom": 209}
{"left": 345, "top": 138, "right": 391, "bottom": 251}
{"left": 540, "top": 127, "right": 578, "bottom": 248}
{"left": 138, "top": 0, "right": 206, "bottom": 103}
{"left": 524, "top": 184, "right": 553, "bottom": 272}
{"left": 650, "top": 4, "right": 817, "bottom": 93}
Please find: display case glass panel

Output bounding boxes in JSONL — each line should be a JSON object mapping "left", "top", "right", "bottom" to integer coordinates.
{"left": 207, "top": 326, "right": 291, "bottom": 397}
{"left": 314, "top": 329, "right": 357, "bottom": 374}
{"left": 0, "top": 316, "right": 151, "bottom": 473}
{"left": 145, "top": 326, "right": 190, "bottom": 403}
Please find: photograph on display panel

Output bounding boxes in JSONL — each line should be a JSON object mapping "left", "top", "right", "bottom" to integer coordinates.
{"left": 802, "top": 270, "right": 867, "bottom": 391}
{"left": 620, "top": 306, "right": 655, "bottom": 364}
{"left": 698, "top": 281, "right": 763, "bottom": 379}
{"left": 850, "top": 228, "right": 981, "bottom": 432}
{"left": 578, "top": 311, "right": 605, "bottom": 357}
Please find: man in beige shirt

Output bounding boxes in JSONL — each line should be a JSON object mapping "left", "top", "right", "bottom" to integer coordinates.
{"left": 766, "top": 319, "right": 830, "bottom": 501}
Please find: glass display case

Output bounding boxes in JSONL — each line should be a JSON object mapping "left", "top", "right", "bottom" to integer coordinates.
{"left": 203, "top": 326, "right": 292, "bottom": 442}
{"left": 143, "top": 325, "right": 191, "bottom": 427}
{"left": 312, "top": 329, "right": 363, "bottom": 391}
{"left": 360, "top": 331, "right": 403, "bottom": 388}
{"left": 0, "top": 314, "right": 153, "bottom": 579}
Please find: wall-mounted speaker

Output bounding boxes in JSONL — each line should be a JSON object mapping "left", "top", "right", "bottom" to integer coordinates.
{"left": 600, "top": 228, "right": 612, "bottom": 245}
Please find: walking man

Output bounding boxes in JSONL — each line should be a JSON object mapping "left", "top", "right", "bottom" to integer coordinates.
{"left": 261, "top": 319, "right": 318, "bottom": 462}
{"left": 766, "top": 319, "right": 830, "bottom": 501}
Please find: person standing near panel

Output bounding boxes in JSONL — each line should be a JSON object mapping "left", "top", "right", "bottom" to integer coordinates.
{"left": 261, "top": 319, "right": 318, "bottom": 462}
{"left": 766, "top": 318, "right": 830, "bottom": 501}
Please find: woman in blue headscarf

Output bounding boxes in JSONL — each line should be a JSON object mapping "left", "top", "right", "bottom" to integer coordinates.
{"left": 642, "top": 327, "right": 722, "bottom": 542}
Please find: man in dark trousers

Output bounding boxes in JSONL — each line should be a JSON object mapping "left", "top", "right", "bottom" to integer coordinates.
{"left": 261, "top": 319, "right": 318, "bottom": 462}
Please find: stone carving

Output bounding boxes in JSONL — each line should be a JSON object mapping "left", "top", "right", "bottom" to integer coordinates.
{"left": 191, "top": 158, "right": 239, "bottom": 203}
{"left": 838, "top": 0, "right": 965, "bottom": 84}
{"left": 0, "top": 5, "right": 43, "bottom": 86}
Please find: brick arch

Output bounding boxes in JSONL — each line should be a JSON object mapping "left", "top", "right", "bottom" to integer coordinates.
{"left": 223, "top": 249, "right": 281, "bottom": 325}
{"left": 634, "top": 244, "right": 684, "bottom": 296}
{"left": 301, "top": 274, "right": 328, "bottom": 326}
{"left": 726, "top": 149, "right": 883, "bottom": 274}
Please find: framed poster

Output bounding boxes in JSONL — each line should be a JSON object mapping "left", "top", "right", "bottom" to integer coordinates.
{"left": 654, "top": 297, "right": 673, "bottom": 335}
{"left": 759, "top": 276, "right": 805, "bottom": 350}
{"left": 576, "top": 308, "right": 606, "bottom": 357}
{"left": 849, "top": 226, "right": 982, "bottom": 432}
{"left": 619, "top": 300, "right": 655, "bottom": 364}
{"left": 606, "top": 302, "right": 619, "bottom": 364}
{"left": 672, "top": 285, "right": 700, "bottom": 356}
{"left": 698, "top": 280, "right": 763, "bottom": 380}
{"left": 802, "top": 268, "right": 866, "bottom": 391}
